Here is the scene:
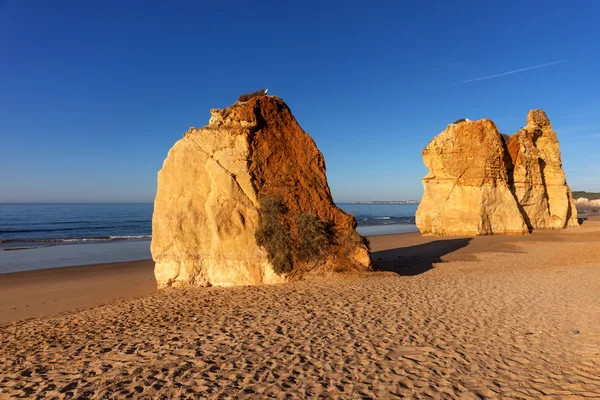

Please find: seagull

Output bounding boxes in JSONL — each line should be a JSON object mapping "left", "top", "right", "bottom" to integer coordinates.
{"left": 265, "top": 88, "right": 269, "bottom": 95}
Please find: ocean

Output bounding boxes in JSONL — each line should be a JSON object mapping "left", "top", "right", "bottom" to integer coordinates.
{"left": 0, "top": 203, "right": 418, "bottom": 273}
{"left": 338, "top": 203, "right": 418, "bottom": 236}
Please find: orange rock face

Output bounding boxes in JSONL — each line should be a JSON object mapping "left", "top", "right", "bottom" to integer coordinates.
{"left": 151, "top": 96, "right": 371, "bottom": 288}
{"left": 250, "top": 99, "right": 364, "bottom": 242}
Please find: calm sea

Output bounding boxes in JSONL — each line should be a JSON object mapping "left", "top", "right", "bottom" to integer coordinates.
{"left": 0, "top": 203, "right": 417, "bottom": 273}
{"left": 0, "top": 203, "right": 152, "bottom": 247}
{"left": 338, "top": 203, "right": 418, "bottom": 236}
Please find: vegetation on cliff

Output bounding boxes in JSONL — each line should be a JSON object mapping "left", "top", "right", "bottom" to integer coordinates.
{"left": 238, "top": 89, "right": 267, "bottom": 102}
{"left": 255, "top": 197, "right": 334, "bottom": 275}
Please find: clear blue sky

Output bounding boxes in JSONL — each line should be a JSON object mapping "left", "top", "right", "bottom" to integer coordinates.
{"left": 1, "top": 0, "right": 599, "bottom": 203}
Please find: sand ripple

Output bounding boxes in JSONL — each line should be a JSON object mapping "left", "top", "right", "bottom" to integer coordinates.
{"left": 2, "top": 234, "right": 600, "bottom": 398}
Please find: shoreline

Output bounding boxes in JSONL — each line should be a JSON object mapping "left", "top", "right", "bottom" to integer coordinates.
{"left": 0, "top": 239, "right": 152, "bottom": 275}
{"left": 0, "top": 228, "right": 419, "bottom": 277}
{"left": 3, "top": 212, "right": 596, "bottom": 274}
{"left": 0, "top": 223, "right": 418, "bottom": 275}
{"left": 1, "top": 217, "right": 599, "bottom": 326}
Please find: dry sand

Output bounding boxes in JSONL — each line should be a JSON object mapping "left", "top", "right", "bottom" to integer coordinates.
{"left": 1, "top": 217, "right": 600, "bottom": 398}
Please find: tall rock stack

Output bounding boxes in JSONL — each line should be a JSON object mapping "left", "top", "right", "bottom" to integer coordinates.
{"left": 507, "top": 110, "right": 578, "bottom": 229}
{"left": 416, "top": 110, "right": 578, "bottom": 236}
{"left": 151, "top": 95, "right": 371, "bottom": 288}
{"left": 505, "top": 123, "right": 549, "bottom": 229}
{"left": 415, "top": 119, "right": 529, "bottom": 236}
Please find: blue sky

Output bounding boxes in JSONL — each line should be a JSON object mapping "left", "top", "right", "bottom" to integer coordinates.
{"left": 1, "top": 0, "right": 598, "bottom": 203}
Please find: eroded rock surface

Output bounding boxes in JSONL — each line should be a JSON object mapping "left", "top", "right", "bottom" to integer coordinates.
{"left": 415, "top": 119, "right": 528, "bottom": 236}
{"left": 151, "top": 96, "right": 371, "bottom": 288}
{"left": 507, "top": 110, "right": 578, "bottom": 229}
{"left": 416, "top": 110, "right": 577, "bottom": 236}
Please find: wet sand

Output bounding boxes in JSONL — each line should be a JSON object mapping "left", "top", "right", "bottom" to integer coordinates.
{"left": 1, "top": 217, "right": 600, "bottom": 398}
{"left": 0, "top": 260, "right": 156, "bottom": 324}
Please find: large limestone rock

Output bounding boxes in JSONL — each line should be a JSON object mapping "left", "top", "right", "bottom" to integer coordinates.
{"left": 416, "top": 110, "right": 578, "bottom": 236}
{"left": 151, "top": 95, "right": 371, "bottom": 288}
{"left": 507, "top": 110, "right": 578, "bottom": 229}
{"left": 416, "top": 119, "right": 528, "bottom": 236}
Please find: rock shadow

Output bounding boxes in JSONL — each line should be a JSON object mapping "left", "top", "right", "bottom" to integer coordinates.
{"left": 372, "top": 238, "right": 472, "bottom": 276}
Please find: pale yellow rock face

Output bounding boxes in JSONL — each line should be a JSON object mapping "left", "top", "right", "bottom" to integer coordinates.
{"left": 151, "top": 122, "right": 283, "bottom": 288}
{"left": 508, "top": 110, "right": 578, "bottom": 229}
{"left": 416, "top": 119, "right": 528, "bottom": 236}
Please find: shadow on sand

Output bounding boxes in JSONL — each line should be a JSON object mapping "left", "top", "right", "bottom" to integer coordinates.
{"left": 371, "top": 238, "right": 472, "bottom": 276}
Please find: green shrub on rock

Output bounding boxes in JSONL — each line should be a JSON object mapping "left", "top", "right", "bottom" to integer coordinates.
{"left": 295, "top": 213, "right": 333, "bottom": 262}
{"left": 255, "top": 198, "right": 293, "bottom": 275}
{"left": 255, "top": 197, "right": 335, "bottom": 276}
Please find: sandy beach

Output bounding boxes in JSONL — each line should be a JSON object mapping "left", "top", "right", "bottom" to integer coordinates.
{"left": 0, "top": 260, "right": 156, "bottom": 324}
{"left": 1, "top": 217, "right": 600, "bottom": 398}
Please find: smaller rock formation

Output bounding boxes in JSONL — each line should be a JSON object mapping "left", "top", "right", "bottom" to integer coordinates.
{"left": 151, "top": 94, "right": 371, "bottom": 288}
{"left": 416, "top": 119, "right": 529, "bottom": 236}
{"left": 416, "top": 110, "right": 577, "bottom": 236}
